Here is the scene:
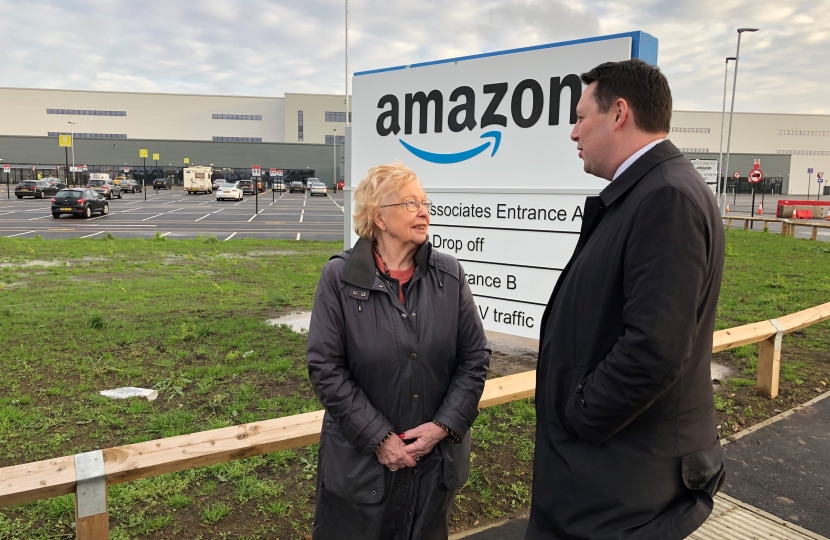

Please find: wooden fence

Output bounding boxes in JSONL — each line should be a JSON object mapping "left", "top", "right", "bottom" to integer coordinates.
{"left": 1, "top": 302, "right": 829, "bottom": 539}
{"left": 723, "top": 215, "right": 830, "bottom": 240}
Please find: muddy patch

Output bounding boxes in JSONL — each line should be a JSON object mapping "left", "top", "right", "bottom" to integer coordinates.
{"left": 266, "top": 311, "right": 312, "bottom": 333}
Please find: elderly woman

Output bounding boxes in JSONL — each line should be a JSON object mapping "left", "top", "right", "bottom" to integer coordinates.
{"left": 307, "top": 162, "right": 490, "bottom": 539}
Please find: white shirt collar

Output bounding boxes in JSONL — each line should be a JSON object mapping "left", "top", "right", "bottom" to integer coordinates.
{"left": 612, "top": 139, "right": 665, "bottom": 181}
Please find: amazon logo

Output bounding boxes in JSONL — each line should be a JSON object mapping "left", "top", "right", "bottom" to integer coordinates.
{"left": 376, "top": 75, "right": 581, "bottom": 164}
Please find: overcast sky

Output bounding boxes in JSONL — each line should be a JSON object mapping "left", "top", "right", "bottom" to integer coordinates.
{"left": 0, "top": 0, "right": 827, "bottom": 114}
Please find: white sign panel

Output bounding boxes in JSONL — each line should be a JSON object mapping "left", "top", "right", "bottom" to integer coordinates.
{"left": 691, "top": 159, "right": 719, "bottom": 196}
{"left": 350, "top": 32, "right": 657, "bottom": 339}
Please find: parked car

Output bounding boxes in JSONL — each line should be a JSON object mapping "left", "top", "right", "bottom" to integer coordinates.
{"left": 308, "top": 181, "right": 328, "bottom": 196}
{"left": 87, "top": 178, "right": 122, "bottom": 199}
{"left": 42, "top": 177, "right": 68, "bottom": 194}
{"left": 272, "top": 180, "right": 286, "bottom": 192}
{"left": 212, "top": 178, "right": 226, "bottom": 191}
{"left": 337, "top": 180, "right": 345, "bottom": 190}
{"left": 120, "top": 179, "right": 142, "bottom": 193}
{"left": 237, "top": 179, "right": 256, "bottom": 195}
{"left": 15, "top": 180, "right": 53, "bottom": 199}
{"left": 215, "top": 182, "right": 243, "bottom": 201}
{"left": 153, "top": 177, "right": 172, "bottom": 190}
{"left": 289, "top": 181, "right": 305, "bottom": 194}
{"left": 51, "top": 188, "right": 109, "bottom": 218}
{"left": 113, "top": 175, "right": 127, "bottom": 185}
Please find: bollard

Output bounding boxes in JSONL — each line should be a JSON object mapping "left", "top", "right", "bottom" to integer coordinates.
{"left": 757, "top": 319, "right": 783, "bottom": 399}
{"left": 74, "top": 450, "right": 109, "bottom": 539}
{"left": 811, "top": 226, "right": 818, "bottom": 241}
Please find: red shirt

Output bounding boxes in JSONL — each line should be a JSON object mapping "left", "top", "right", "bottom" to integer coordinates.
{"left": 373, "top": 251, "right": 415, "bottom": 304}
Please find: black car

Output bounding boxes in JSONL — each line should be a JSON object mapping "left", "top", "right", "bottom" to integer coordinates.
{"left": 15, "top": 179, "right": 65, "bottom": 198}
{"left": 51, "top": 188, "right": 109, "bottom": 218}
{"left": 237, "top": 179, "right": 256, "bottom": 195}
{"left": 153, "top": 177, "right": 172, "bottom": 190}
{"left": 120, "top": 179, "right": 142, "bottom": 193}
{"left": 42, "top": 177, "right": 68, "bottom": 194}
{"left": 289, "top": 180, "right": 305, "bottom": 194}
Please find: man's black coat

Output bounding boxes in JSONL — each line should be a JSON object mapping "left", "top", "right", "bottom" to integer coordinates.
{"left": 526, "top": 141, "right": 726, "bottom": 540}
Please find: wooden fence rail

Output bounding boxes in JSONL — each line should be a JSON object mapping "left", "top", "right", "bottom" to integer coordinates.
{"left": 722, "top": 215, "right": 830, "bottom": 239}
{"left": 1, "top": 303, "right": 829, "bottom": 539}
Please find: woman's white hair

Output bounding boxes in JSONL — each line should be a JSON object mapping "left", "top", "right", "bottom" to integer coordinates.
{"left": 352, "top": 161, "right": 420, "bottom": 240}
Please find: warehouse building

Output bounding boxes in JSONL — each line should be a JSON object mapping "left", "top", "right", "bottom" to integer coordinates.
{"left": 0, "top": 87, "right": 828, "bottom": 195}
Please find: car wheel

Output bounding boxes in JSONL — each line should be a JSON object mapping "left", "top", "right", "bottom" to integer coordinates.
{"left": 83, "top": 205, "right": 92, "bottom": 218}
{"left": 107, "top": 192, "right": 112, "bottom": 200}
{"left": 117, "top": 192, "right": 122, "bottom": 199}
{"left": 52, "top": 213, "right": 61, "bottom": 218}
{"left": 15, "top": 195, "right": 22, "bottom": 199}
{"left": 102, "top": 203, "right": 109, "bottom": 215}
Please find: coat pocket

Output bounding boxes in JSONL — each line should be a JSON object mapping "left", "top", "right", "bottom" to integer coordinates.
{"left": 321, "top": 424, "right": 385, "bottom": 504}
{"left": 681, "top": 439, "right": 726, "bottom": 498}
{"left": 438, "top": 433, "right": 471, "bottom": 491}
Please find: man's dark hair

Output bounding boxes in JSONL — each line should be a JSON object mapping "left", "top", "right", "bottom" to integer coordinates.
{"left": 581, "top": 59, "right": 672, "bottom": 134}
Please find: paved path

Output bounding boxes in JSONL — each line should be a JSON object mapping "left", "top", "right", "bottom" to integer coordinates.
{"left": 0, "top": 188, "right": 345, "bottom": 240}
{"left": 452, "top": 393, "right": 830, "bottom": 540}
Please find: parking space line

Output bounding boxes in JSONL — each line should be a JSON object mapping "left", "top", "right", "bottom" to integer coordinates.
{"left": 28, "top": 215, "right": 53, "bottom": 220}
{"left": 247, "top": 213, "right": 259, "bottom": 222}
{"left": 296, "top": 232, "right": 301, "bottom": 241}
{"left": 79, "top": 231, "right": 105, "bottom": 239}
{"left": 212, "top": 208, "right": 224, "bottom": 214}
{"left": 160, "top": 232, "right": 172, "bottom": 237}
{"left": 233, "top": 200, "right": 244, "bottom": 206}
{"left": 141, "top": 213, "right": 164, "bottom": 221}
{"left": 194, "top": 214, "right": 211, "bottom": 222}
{"left": 120, "top": 207, "right": 143, "bottom": 212}
{"left": 166, "top": 207, "right": 185, "bottom": 213}
{"left": 6, "top": 230, "right": 36, "bottom": 237}
{"left": 0, "top": 212, "right": 15, "bottom": 216}
{"left": 300, "top": 209, "right": 304, "bottom": 223}
{"left": 225, "top": 232, "right": 237, "bottom": 241}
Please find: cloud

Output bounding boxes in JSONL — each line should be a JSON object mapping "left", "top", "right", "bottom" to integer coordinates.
{"left": 0, "top": 0, "right": 827, "bottom": 113}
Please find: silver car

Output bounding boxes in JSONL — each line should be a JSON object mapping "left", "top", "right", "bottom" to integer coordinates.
{"left": 308, "top": 181, "right": 327, "bottom": 196}
{"left": 86, "top": 178, "right": 122, "bottom": 200}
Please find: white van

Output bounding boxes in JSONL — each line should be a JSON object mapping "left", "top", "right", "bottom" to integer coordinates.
{"left": 88, "top": 173, "right": 112, "bottom": 182}
{"left": 184, "top": 166, "right": 213, "bottom": 194}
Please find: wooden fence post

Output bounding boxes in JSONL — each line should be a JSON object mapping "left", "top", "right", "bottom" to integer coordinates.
{"left": 781, "top": 221, "right": 788, "bottom": 236}
{"left": 743, "top": 219, "right": 749, "bottom": 230}
{"left": 74, "top": 450, "right": 109, "bottom": 540}
{"left": 756, "top": 319, "right": 784, "bottom": 399}
{"left": 811, "top": 226, "right": 818, "bottom": 241}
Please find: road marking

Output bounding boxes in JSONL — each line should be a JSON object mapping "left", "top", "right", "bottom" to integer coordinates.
{"left": 28, "top": 215, "right": 53, "bottom": 220}
{"left": 0, "top": 212, "right": 15, "bottom": 216}
{"left": 141, "top": 213, "right": 164, "bottom": 221}
{"left": 233, "top": 199, "right": 245, "bottom": 206}
{"left": 160, "top": 231, "right": 172, "bottom": 237}
{"left": 6, "top": 230, "right": 35, "bottom": 237}
{"left": 300, "top": 209, "right": 304, "bottom": 223}
{"left": 296, "top": 232, "right": 301, "bottom": 241}
{"left": 225, "top": 232, "right": 237, "bottom": 241}
{"left": 194, "top": 214, "right": 211, "bottom": 222}
{"left": 247, "top": 213, "right": 259, "bottom": 222}
{"left": 120, "top": 207, "right": 142, "bottom": 212}
{"left": 79, "top": 231, "right": 105, "bottom": 239}
{"left": 212, "top": 208, "right": 224, "bottom": 214}
{"left": 166, "top": 207, "right": 185, "bottom": 213}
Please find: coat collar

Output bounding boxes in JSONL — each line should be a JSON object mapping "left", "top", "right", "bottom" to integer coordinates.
{"left": 342, "top": 236, "right": 431, "bottom": 289}
{"left": 599, "top": 139, "right": 683, "bottom": 207}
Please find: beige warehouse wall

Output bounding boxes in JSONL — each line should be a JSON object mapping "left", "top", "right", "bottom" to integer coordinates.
{"left": 284, "top": 93, "right": 350, "bottom": 144}
{"left": 0, "top": 88, "right": 285, "bottom": 142}
{"left": 788, "top": 155, "right": 830, "bottom": 196}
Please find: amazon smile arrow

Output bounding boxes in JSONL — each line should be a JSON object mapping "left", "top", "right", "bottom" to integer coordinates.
{"left": 399, "top": 131, "right": 502, "bottom": 164}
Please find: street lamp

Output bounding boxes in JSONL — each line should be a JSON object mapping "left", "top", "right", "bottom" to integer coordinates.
{"left": 716, "top": 57, "right": 736, "bottom": 211}
{"left": 722, "top": 27, "right": 759, "bottom": 214}
{"left": 68, "top": 121, "right": 76, "bottom": 185}
{"left": 333, "top": 128, "right": 337, "bottom": 191}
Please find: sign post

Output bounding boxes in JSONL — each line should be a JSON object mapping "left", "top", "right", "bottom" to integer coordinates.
{"left": 4, "top": 163, "right": 10, "bottom": 199}
{"left": 59, "top": 135, "right": 73, "bottom": 185}
{"left": 252, "top": 165, "right": 261, "bottom": 216}
{"left": 807, "top": 168, "right": 813, "bottom": 199}
{"left": 748, "top": 168, "right": 763, "bottom": 228}
{"left": 351, "top": 31, "right": 657, "bottom": 338}
{"left": 818, "top": 172, "right": 825, "bottom": 201}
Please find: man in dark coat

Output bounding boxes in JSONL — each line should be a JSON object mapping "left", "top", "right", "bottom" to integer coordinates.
{"left": 526, "top": 60, "right": 726, "bottom": 540}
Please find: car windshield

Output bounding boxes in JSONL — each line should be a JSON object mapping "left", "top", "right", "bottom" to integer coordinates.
{"left": 88, "top": 180, "right": 106, "bottom": 186}
{"left": 20, "top": 182, "right": 37, "bottom": 187}
{"left": 239, "top": 181, "right": 251, "bottom": 185}
{"left": 56, "top": 190, "right": 83, "bottom": 199}
{"left": 313, "top": 183, "right": 325, "bottom": 187}
{"left": 220, "top": 184, "right": 236, "bottom": 188}
{"left": 291, "top": 182, "right": 302, "bottom": 186}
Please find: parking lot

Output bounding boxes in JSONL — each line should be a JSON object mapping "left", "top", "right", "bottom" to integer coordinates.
{"left": 0, "top": 188, "right": 345, "bottom": 240}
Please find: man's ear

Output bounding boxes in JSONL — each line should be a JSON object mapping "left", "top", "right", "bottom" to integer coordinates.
{"left": 613, "top": 98, "right": 629, "bottom": 132}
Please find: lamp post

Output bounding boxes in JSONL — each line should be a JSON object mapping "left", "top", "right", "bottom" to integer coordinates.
{"left": 333, "top": 129, "right": 337, "bottom": 191}
{"left": 68, "top": 122, "right": 76, "bottom": 186}
{"left": 717, "top": 57, "right": 736, "bottom": 212}
{"left": 723, "top": 27, "right": 759, "bottom": 211}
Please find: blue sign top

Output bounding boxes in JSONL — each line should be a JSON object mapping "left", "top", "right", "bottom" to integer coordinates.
{"left": 355, "top": 31, "right": 658, "bottom": 77}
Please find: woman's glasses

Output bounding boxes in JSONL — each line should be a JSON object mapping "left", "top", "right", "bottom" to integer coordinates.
{"left": 381, "top": 199, "right": 433, "bottom": 212}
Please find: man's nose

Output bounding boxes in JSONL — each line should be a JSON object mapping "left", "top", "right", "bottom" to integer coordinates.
{"left": 570, "top": 124, "right": 579, "bottom": 142}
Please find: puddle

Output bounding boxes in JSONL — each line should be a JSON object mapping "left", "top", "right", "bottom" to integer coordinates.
{"left": 248, "top": 250, "right": 298, "bottom": 257}
{"left": 0, "top": 256, "right": 109, "bottom": 269}
{"left": 267, "top": 311, "right": 312, "bottom": 333}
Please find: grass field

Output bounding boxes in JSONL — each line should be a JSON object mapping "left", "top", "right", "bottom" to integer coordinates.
{"left": 0, "top": 229, "right": 828, "bottom": 539}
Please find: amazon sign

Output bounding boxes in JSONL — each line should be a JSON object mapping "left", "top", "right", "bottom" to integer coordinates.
{"left": 348, "top": 31, "right": 658, "bottom": 339}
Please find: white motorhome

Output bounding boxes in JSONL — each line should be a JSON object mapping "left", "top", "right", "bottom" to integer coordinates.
{"left": 184, "top": 166, "right": 213, "bottom": 194}
{"left": 88, "top": 173, "right": 112, "bottom": 182}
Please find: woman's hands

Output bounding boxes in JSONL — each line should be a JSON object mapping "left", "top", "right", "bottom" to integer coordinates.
{"left": 402, "top": 422, "right": 448, "bottom": 461}
{"left": 375, "top": 434, "right": 417, "bottom": 472}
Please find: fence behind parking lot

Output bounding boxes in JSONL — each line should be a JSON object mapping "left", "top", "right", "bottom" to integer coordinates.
{"left": 0, "top": 301, "right": 829, "bottom": 539}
